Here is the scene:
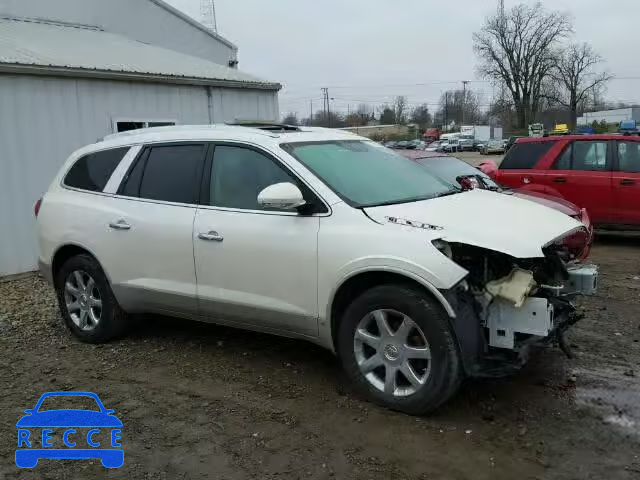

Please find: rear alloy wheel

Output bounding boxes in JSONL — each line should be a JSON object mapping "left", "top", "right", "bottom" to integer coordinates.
{"left": 55, "top": 254, "right": 128, "bottom": 343}
{"left": 64, "top": 270, "right": 102, "bottom": 332}
{"left": 338, "top": 284, "right": 462, "bottom": 415}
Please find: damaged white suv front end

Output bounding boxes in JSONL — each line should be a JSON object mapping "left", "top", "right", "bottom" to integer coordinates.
{"left": 365, "top": 188, "right": 598, "bottom": 375}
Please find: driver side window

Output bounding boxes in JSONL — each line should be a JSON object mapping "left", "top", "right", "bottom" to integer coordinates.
{"left": 210, "top": 145, "right": 300, "bottom": 211}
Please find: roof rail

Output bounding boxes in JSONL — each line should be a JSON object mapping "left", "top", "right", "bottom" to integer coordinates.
{"left": 99, "top": 123, "right": 282, "bottom": 142}
{"left": 227, "top": 121, "right": 302, "bottom": 132}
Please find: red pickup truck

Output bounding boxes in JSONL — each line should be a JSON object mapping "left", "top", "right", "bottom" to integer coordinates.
{"left": 485, "top": 135, "right": 640, "bottom": 228}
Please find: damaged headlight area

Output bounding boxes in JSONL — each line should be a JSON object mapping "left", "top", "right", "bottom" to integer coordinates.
{"left": 437, "top": 238, "right": 598, "bottom": 377}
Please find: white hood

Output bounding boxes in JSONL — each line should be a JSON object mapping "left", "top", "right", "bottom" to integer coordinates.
{"left": 364, "top": 189, "right": 583, "bottom": 258}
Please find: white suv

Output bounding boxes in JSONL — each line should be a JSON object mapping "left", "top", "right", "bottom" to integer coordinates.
{"left": 36, "top": 124, "right": 597, "bottom": 414}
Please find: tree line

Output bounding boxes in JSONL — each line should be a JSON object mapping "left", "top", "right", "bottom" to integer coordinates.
{"left": 283, "top": 2, "right": 619, "bottom": 132}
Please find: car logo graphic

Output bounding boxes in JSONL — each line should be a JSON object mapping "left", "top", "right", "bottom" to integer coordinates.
{"left": 15, "top": 391, "right": 123, "bottom": 469}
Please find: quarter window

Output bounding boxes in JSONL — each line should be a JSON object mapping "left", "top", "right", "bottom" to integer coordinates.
{"left": 121, "top": 145, "right": 205, "bottom": 204}
{"left": 64, "top": 147, "right": 130, "bottom": 192}
{"left": 210, "top": 146, "right": 297, "bottom": 210}
{"left": 500, "top": 142, "right": 554, "bottom": 170}
{"left": 616, "top": 141, "right": 640, "bottom": 173}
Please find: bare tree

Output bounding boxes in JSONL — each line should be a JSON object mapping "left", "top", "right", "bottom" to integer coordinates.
{"left": 436, "top": 89, "right": 481, "bottom": 127}
{"left": 473, "top": 2, "right": 572, "bottom": 128}
{"left": 549, "top": 43, "right": 612, "bottom": 128}
{"left": 393, "top": 96, "right": 408, "bottom": 124}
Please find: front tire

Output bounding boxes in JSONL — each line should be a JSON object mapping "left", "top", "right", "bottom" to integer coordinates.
{"left": 54, "top": 254, "right": 128, "bottom": 343}
{"left": 337, "top": 284, "right": 462, "bottom": 415}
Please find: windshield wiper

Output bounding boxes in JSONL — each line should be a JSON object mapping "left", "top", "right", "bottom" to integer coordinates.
{"left": 433, "top": 188, "right": 461, "bottom": 198}
{"left": 361, "top": 194, "right": 439, "bottom": 208}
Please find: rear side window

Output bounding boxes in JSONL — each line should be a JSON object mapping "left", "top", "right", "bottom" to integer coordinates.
{"left": 64, "top": 147, "right": 130, "bottom": 192}
{"left": 120, "top": 144, "right": 205, "bottom": 204}
{"left": 573, "top": 141, "right": 608, "bottom": 171}
{"left": 554, "top": 141, "right": 609, "bottom": 171}
{"left": 500, "top": 142, "right": 554, "bottom": 170}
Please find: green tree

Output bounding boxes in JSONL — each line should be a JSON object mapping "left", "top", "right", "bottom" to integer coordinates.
{"left": 281, "top": 112, "right": 299, "bottom": 125}
{"left": 410, "top": 104, "right": 432, "bottom": 129}
{"left": 379, "top": 106, "right": 396, "bottom": 124}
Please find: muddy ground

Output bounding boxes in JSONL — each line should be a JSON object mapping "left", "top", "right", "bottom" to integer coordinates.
{"left": 1, "top": 236, "right": 640, "bottom": 479}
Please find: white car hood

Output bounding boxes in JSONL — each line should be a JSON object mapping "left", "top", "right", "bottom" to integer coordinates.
{"left": 364, "top": 188, "right": 583, "bottom": 258}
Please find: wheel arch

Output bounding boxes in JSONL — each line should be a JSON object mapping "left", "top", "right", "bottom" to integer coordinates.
{"left": 327, "top": 267, "right": 456, "bottom": 352}
{"left": 51, "top": 243, "right": 113, "bottom": 286}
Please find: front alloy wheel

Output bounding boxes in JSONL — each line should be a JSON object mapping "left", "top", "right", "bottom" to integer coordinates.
{"left": 338, "top": 284, "right": 463, "bottom": 415}
{"left": 354, "top": 309, "right": 431, "bottom": 397}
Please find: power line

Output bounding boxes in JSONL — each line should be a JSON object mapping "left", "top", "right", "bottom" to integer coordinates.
{"left": 279, "top": 79, "right": 492, "bottom": 95}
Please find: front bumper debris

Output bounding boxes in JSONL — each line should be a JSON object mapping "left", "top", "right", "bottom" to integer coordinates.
{"left": 561, "top": 264, "right": 599, "bottom": 296}
{"left": 485, "top": 263, "right": 598, "bottom": 351}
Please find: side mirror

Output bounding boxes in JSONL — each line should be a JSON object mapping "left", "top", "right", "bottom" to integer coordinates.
{"left": 258, "top": 183, "right": 307, "bottom": 211}
{"left": 24, "top": 409, "right": 34, "bottom": 414}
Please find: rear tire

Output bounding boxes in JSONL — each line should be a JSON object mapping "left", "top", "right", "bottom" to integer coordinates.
{"left": 54, "top": 254, "right": 128, "bottom": 343}
{"left": 337, "top": 284, "right": 463, "bottom": 415}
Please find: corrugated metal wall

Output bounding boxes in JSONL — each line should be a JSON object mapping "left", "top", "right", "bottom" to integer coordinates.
{"left": 0, "top": 74, "right": 279, "bottom": 276}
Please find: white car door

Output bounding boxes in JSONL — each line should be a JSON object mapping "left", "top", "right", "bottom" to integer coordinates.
{"left": 193, "top": 143, "right": 323, "bottom": 337}
{"left": 102, "top": 143, "right": 208, "bottom": 317}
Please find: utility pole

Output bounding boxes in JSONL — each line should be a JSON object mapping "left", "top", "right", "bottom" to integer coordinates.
{"left": 310, "top": 99, "right": 313, "bottom": 125}
{"left": 327, "top": 89, "right": 331, "bottom": 128}
{"left": 321, "top": 88, "right": 332, "bottom": 127}
{"left": 444, "top": 91, "right": 449, "bottom": 130}
{"left": 321, "top": 88, "right": 328, "bottom": 126}
{"left": 462, "top": 80, "right": 469, "bottom": 125}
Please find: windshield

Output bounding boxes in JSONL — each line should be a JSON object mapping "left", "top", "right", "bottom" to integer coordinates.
{"left": 415, "top": 156, "right": 500, "bottom": 190}
{"left": 281, "top": 140, "right": 457, "bottom": 207}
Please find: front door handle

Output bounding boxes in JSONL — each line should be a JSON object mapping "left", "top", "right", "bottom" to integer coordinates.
{"left": 621, "top": 178, "right": 636, "bottom": 186}
{"left": 109, "top": 220, "right": 131, "bottom": 231}
{"left": 198, "top": 231, "right": 224, "bottom": 242}
{"left": 553, "top": 177, "right": 567, "bottom": 184}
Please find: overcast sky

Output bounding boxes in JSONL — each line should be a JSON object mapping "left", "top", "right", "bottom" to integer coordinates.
{"left": 166, "top": 0, "right": 640, "bottom": 119}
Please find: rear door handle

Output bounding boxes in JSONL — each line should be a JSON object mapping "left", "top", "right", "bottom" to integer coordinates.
{"left": 109, "top": 220, "right": 131, "bottom": 231}
{"left": 198, "top": 231, "right": 224, "bottom": 242}
{"left": 553, "top": 177, "right": 567, "bottom": 184}
{"left": 621, "top": 178, "right": 636, "bottom": 186}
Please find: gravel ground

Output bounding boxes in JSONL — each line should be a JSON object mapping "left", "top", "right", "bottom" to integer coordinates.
{"left": 1, "top": 236, "right": 640, "bottom": 479}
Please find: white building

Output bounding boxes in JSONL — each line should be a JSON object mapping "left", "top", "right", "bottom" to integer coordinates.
{"left": 577, "top": 107, "right": 640, "bottom": 126}
{"left": 0, "top": 0, "right": 281, "bottom": 276}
